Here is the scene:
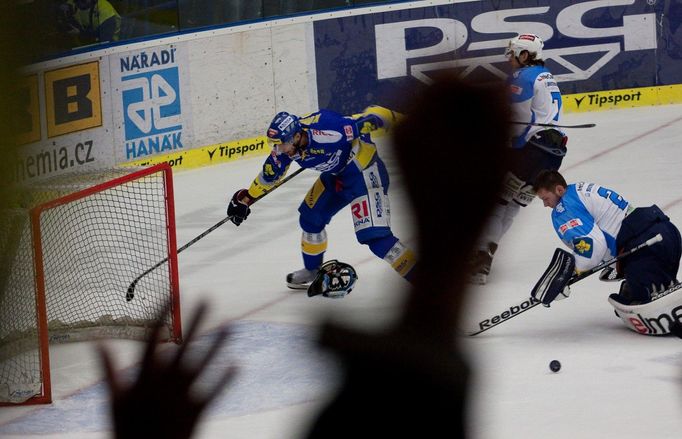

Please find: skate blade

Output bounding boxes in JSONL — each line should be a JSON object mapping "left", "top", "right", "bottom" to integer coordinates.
{"left": 286, "top": 281, "right": 312, "bottom": 290}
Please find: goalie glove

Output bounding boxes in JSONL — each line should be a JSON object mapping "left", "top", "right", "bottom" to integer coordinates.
{"left": 227, "top": 189, "right": 252, "bottom": 226}
{"left": 355, "top": 114, "right": 384, "bottom": 135}
{"left": 307, "top": 260, "right": 358, "bottom": 299}
{"left": 599, "top": 266, "right": 624, "bottom": 282}
{"left": 531, "top": 248, "right": 576, "bottom": 306}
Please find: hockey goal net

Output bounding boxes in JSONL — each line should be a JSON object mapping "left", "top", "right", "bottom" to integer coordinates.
{"left": 0, "top": 163, "right": 182, "bottom": 405}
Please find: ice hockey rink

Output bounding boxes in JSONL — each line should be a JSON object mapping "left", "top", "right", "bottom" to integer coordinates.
{"left": 1, "top": 103, "right": 681, "bottom": 438}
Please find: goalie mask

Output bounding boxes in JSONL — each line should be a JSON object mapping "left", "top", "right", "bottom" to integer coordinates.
{"left": 505, "top": 34, "right": 544, "bottom": 61}
{"left": 307, "top": 260, "right": 358, "bottom": 299}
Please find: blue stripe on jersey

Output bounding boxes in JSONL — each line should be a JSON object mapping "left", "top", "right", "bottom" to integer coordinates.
{"left": 510, "top": 66, "right": 546, "bottom": 149}
{"left": 603, "top": 231, "right": 617, "bottom": 256}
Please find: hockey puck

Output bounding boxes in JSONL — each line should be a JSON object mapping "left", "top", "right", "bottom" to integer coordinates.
{"left": 549, "top": 360, "right": 561, "bottom": 373}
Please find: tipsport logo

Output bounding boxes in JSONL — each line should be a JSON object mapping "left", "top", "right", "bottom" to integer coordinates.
{"left": 122, "top": 67, "right": 184, "bottom": 159}
{"left": 374, "top": 0, "right": 656, "bottom": 85}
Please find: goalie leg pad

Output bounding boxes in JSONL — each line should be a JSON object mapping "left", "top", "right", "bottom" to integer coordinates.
{"left": 608, "top": 282, "right": 682, "bottom": 335}
{"left": 531, "top": 248, "right": 576, "bottom": 306}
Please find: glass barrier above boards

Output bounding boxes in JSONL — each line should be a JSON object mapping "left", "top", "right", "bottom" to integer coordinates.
{"left": 20, "top": 0, "right": 403, "bottom": 61}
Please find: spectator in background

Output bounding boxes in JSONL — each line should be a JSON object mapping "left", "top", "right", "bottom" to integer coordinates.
{"left": 57, "top": 0, "right": 121, "bottom": 45}
{"left": 304, "top": 76, "right": 510, "bottom": 437}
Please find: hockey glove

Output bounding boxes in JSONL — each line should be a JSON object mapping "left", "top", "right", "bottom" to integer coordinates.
{"left": 599, "top": 266, "right": 624, "bottom": 282}
{"left": 227, "top": 189, "right": 252, "bottom": 226}
{"left": 355, "top": 114, "right": 384, "bottom": 135}
{"left": 531, "top": 248, "right": 575, "bottom": 306}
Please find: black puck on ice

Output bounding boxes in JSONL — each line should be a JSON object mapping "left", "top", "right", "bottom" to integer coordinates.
{"left": 549, "top": 360, "right": 561, "bottom": 373}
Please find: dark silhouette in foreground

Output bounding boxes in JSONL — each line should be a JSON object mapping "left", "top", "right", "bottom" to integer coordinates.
{"left": 305, "top": 76, "right": 511, "bottom": 438}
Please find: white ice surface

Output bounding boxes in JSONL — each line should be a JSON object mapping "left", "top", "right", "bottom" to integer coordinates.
{"left": 1, "top": 104, "right": 681, "bottom": 439}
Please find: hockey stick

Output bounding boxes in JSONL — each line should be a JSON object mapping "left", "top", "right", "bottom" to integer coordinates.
{"left": 467, "top": 233, "right": 663, "bottom": 336}
{"left": 511, "top": 121, "right": 596, "bottom": 129}
{"left": 126, "top": 167, "right": 306, "bottom": 301}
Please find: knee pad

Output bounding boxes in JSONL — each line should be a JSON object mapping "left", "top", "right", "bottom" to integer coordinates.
{"left": 300, "top": 216, "right": 325, "bottom": 234}
{"left": 500, "top": 172, "right": 535, "bottom": 207}
{"left": 365, "top": 234, "right": 398, "bottom": 258}
{"left": 500, "top": 172, "right": 523, "bottom": 203}
{"left": 513, "top": 183, "right": 536, "bottom": 207}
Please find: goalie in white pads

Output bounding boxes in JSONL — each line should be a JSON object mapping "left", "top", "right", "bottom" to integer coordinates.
{"left": 531, "top": 170, "right": 682, "bottom": 334}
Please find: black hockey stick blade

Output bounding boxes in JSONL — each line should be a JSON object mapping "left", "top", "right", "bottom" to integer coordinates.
{"left": 127, "top": 256, "right": 170, "bottom": 301}
{"left": 511, "top": 121, "right": 596, "bottom": 129}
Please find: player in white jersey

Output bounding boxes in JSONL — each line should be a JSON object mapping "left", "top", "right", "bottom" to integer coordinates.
{"left": 470, "top": 34, "right": 568, "bottom": 285}
{"left": 533, "top": 170, "right": 681, "bottom": 308}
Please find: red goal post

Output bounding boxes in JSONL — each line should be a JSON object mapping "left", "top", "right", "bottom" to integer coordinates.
{"left": 0, "top": 163, "right": 182, "bottom": 405}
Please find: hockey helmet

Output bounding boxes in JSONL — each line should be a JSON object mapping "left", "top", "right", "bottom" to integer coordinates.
{"left": 266, "top": 112, "right": 301, "bottom": 149}
{"left": 505, "top": 34, "right": 544, "bottom": 61}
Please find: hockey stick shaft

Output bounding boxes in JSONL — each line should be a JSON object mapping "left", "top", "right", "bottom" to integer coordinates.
{"left": 567, "top": 234, "right": 662, "bottom": 285}
{"left": 467, "top": 233, "right": 663, "bottom": 336}
{"left": 511, "top": 121, "right": 596, "bottom": 129}
{"left": 126, "top": 167, "right": 305, "bottom": 300}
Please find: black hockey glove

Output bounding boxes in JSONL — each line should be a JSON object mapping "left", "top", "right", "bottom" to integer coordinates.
{"left": 227, "top": 189, "right": 252, "bottom": 226}
{"left": 599, "top": 266, "right": 624, "bottom": 282}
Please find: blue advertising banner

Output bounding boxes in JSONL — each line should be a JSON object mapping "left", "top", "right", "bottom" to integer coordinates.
{"left": 111, "top": 44, "right": 194, "bottom": 162}
{"left": 313, "top": 0, "right": 682, "bottom": 115}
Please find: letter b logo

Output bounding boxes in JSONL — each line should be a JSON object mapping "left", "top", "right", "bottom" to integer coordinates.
{"left": 52, "top": 75, "right": 92, "bottom": 124}
{"left": 45, "top": 61, "right": 102, "bottom": 138}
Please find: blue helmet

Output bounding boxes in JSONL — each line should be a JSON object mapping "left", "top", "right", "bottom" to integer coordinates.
{"left": 266, "top": 112, "right": 301, "bottom": 145}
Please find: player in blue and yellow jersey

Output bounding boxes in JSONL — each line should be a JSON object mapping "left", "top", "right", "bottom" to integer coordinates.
{"left": 471, "top": 33, "right": 568, "bottom": 285}
{"left": 227, "top": 106, "right": 417, "bottom": 291}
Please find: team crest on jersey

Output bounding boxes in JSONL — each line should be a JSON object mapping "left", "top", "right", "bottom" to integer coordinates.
{"left": 510, "top": 84, "right": 522, "bottom": 95}
{"left": 573, "top": 237, "right": 593, "bottom": 258}
{"left": 559, "top": 218, "right": 583, "bottom": 235}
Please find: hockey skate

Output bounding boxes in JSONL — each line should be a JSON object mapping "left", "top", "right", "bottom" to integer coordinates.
{"left": 286, "top": 267, "right": 317, "bottom": 290}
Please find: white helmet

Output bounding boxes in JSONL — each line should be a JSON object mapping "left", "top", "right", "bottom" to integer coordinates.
{"left": 505, "top": 34, "right": 544, "bottom": 61}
